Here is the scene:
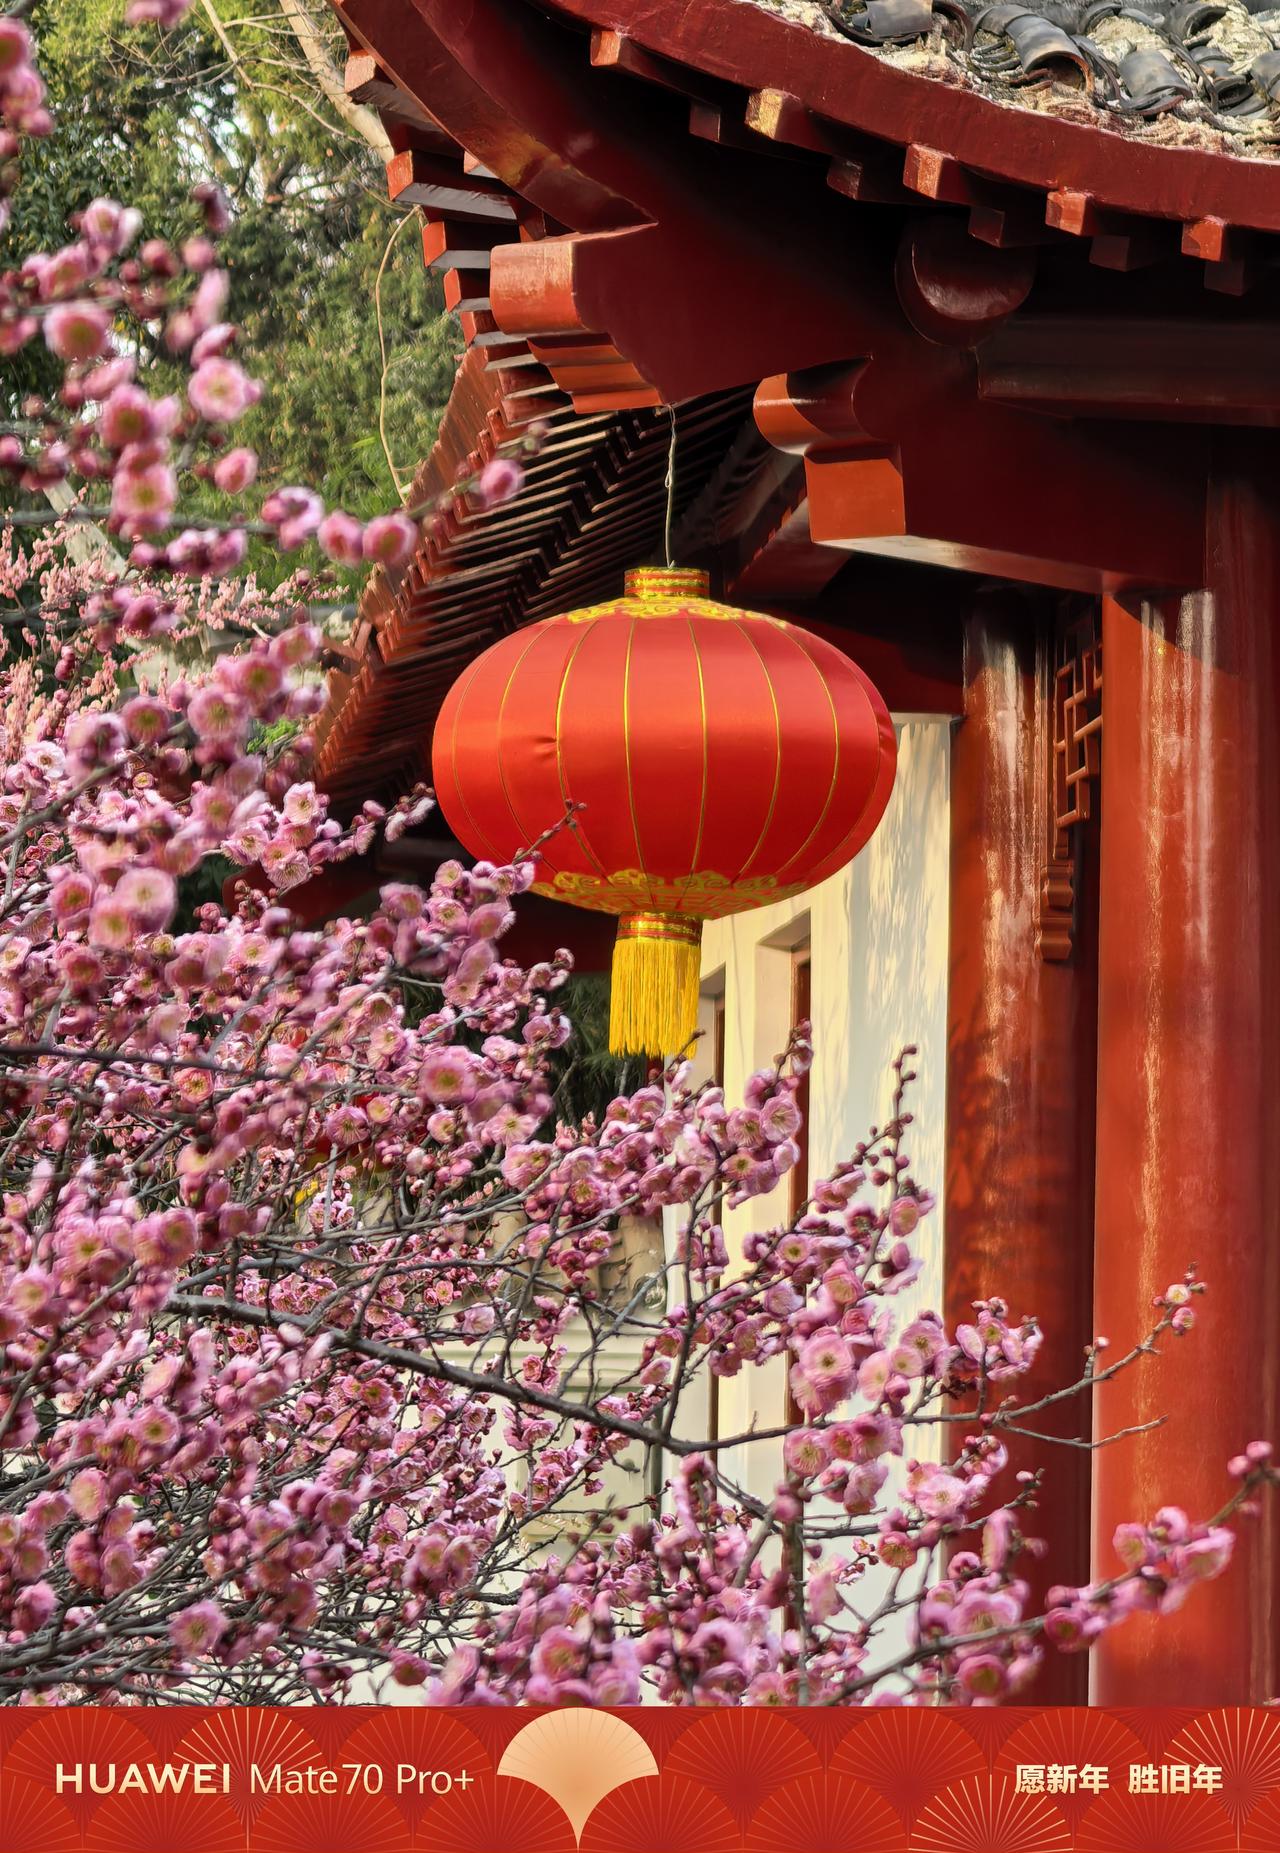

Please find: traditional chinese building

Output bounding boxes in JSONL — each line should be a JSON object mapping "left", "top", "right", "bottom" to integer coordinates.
{"left": 313, "top": 0, "right": 1280, "bottom": 1705}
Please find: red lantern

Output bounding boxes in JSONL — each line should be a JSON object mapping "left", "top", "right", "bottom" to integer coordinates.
{"left": 432, "top": 567, "right": 896, "bottom": 1054}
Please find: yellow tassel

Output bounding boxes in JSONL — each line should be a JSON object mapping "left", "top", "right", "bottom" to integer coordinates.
{"left": 609, "top": 912, "right": 703, "bottom": 1057}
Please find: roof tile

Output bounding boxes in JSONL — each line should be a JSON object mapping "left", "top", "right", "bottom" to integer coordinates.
{"left": 749, "top": 0, "right": 1280, "bottom": 143}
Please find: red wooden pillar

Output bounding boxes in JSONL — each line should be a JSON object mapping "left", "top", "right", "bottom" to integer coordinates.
{"left": 946, "top": 591, "right": 1097, "bottom": 1705}
{"left": 1093, "top": 446, "right": 1280, "bottom": 1702}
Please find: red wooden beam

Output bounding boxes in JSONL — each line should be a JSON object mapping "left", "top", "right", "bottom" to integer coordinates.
{"left": 894, "top": 217, "right": 1036, "bottom": 348}
{"left": 756, "top": 358, "right": 1207, "bottom": 594}
{"left": 344, "top": 50, "right": 448, "bottom": 139}
{"left": 422, "top": 219, "right": 514, "bottom": 271}
{"left": 339, "top": 0, "right": 925, "bottom": 405}
{"left": 1181, "top": 216, "right": 1265, "bottom": 296}
{"left": 589, "top": 26, "right": 724, "bottom": 106}
{"left": 788, "top": 578, "right": 964, "bottom": 717}
{"left": 903, "top": 145, "right": 1057, "bottom": 249}
{"left": 978, "top": 316, "right": 1280, "bottom": 426}
{"left": 1044, "top": 188, "right": 1175, "bottom": 270}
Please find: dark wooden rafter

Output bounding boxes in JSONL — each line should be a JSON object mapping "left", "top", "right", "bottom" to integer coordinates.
{"left": 335, "top": 0, "right": 920, "bottom": 411}
{"left": 344, "top": 49, "right": 446, "bottom": 139}
{"left": 348, "top": 0, "right": 1280, "bottom": 330}
{"left": 322, "top": 0, "right": 1280, "bottom": 522}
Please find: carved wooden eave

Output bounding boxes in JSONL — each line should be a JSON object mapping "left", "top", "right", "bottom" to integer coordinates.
{"left": 314, "top": 0, "right": 1280, "bottom": 835}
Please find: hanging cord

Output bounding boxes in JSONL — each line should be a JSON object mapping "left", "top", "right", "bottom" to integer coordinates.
{"left": 663, "top": 403, "right": 678, "bottom": 567}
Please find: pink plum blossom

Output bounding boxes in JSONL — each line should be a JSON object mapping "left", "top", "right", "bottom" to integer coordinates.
{"left": 111, "top": 461, "right": 177, "bottom": 536}
{"left": 0, "top": 14, "right": 1264, "bottom": 1716}
{"left": 45, "top": 301, "right": 111, "bottom": 362}
{"left": 187, "top": 357, "right": 259, "bottom": 423}
{"left": 262, "top": 486, "right": 324, "bottom": 551}
{"left": 362, "top": 511, "right": 417, "bottom": 567}
{"left": 169, "top": 1601, "right": 227, "bottom": 1656}
{"left": 100, "top": 384, "right": 177, "bottom": 450}
{"left": 318, "top": 509, "right": 365, "bottom": 565}
{"left": 478, "top": 455, "right": 524, "bottom": 507}
{"left": 80, "top": 197, "right": 143, "bottom": 254}
{"left": 213, "top": 446, "right": 258, "bottom": 494}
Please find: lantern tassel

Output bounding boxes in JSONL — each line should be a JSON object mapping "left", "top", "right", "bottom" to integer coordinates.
{"left": 610, "top": 912, "right": 703, "bottom": 1057}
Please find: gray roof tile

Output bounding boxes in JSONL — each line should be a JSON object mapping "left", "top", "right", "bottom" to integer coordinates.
{"left": 751, "top": 0, "right": 1280, "bottom": 141}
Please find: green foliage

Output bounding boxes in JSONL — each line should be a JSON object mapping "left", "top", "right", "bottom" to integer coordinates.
{"left": 174, "top": 851, "right": 236, "bottom": 932}
{"left": 546, "top": 975, "right": 647, "bottom": 1129}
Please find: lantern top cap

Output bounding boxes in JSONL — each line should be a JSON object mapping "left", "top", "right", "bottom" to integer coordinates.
{"left": 624, "top": 565, "right": 711, "bottom": 601}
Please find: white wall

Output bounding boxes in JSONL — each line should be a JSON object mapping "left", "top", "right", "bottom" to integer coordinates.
{"left": 693, "top": 717, "right": 952, "bottom": 1505}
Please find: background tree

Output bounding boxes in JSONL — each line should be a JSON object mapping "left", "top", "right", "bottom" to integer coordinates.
{"left": 8, "top": 0, "right": 455, "bottom": 554}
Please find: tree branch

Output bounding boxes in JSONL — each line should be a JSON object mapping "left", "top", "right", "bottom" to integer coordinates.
{"left": 275, "top": 0, "right": 394, "bottom": 161}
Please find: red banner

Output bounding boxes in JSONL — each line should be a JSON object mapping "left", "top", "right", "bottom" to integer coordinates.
{"left": 0, "top": 1704, "right": 1273, "bottom": 1850}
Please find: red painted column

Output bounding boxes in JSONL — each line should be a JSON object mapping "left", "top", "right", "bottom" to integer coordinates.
{"left": 1094, "top": 447, "right": 1280, "bottom": 1702}
{"left": 946, "top": 591, "right": 1096, "bottom": 1705}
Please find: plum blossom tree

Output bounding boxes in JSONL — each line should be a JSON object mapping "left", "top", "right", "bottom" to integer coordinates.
{"left": 0, "top": 1, "right": 1274, "bottom": 1708}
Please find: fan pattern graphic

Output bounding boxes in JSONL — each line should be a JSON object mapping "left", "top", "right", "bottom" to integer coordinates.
{"left": 832, "top": 1709, "right": 987, "bottom": 1826}
{"left": 1108, "top": 1708, "right": 1200, "bottom": 1755}
{"left": 744, "top": 1773, "right": 909, "bottom": 1852}
{"left": 909, "top": 1774, "right": 1072, "bottom": 1853}
{"left": 82, "top": 1789, "right": 246, "bottom": 1853}
{"left": 3, "top": 1708, "right": 155, "bottom": 1831}
{"left": 174, "top": 1707, "right": 325, "bottom": 1826}
{"left": 250, "top": 1788, "right": 414, "bottom": 1853}
{"left": 664, "top": 1710, "right": 821, "bottom": 1827}
{"left": 3, "top": 1706, "right": 1280, "bottom": 1850}
{"left": 0, "top": 1776, "right": 82, "bottom": 1853}
{"left": 993, "top": 1713, "right": 1148, "bottom": 1830}
{"left": 1240, "top": 1784, "right": 1280, "bottom": 1850}
{"left": 1072, "top": 1790, "right": 1237, "bottom": 1852}
{"left": 416, "top": 1775, "right": 578, "bottom": 1853}
{"left": 579, "top": 1773, "right": 741, "bottom": 1853}
{"left": 341, "top": 1706, "right": 490, "bottom": 1827}
{"left": 1165, "top": 1706, "right": 1280, "bottom": 1824}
